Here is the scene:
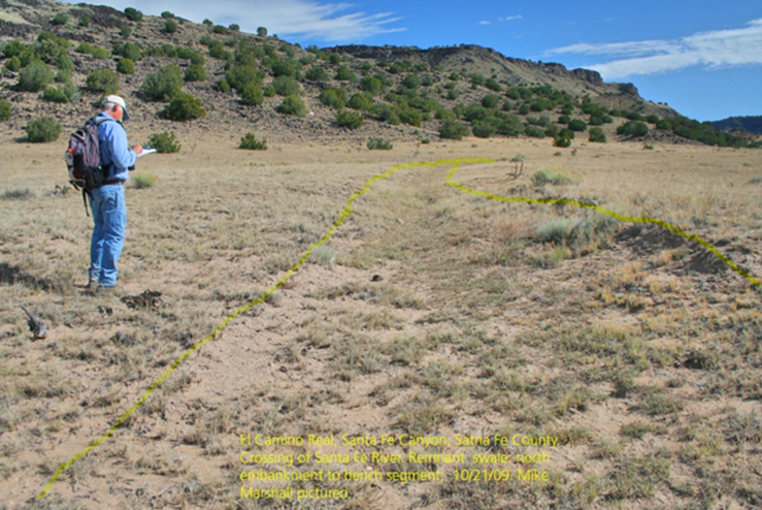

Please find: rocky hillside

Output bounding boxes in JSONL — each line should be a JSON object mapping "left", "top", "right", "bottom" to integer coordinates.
{"left": 1, "top": 0, "right": 754, "bottom": 147}
{"left": 712, "top": 115, "right": 762, "bottom": 135}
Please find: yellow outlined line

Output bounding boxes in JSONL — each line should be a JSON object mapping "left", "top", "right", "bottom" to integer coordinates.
{"left": 36, "top": 158, "right": 485, "bottom": 499}
{"left": 445, "top": 164, "right": 760, "bottom": 287}
{"left": 37, "top": 157, "right": 759, "bottom": 499}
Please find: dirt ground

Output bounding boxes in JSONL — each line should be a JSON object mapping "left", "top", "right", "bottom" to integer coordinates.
{"left": 1, "top": 133, "right": 761, "bottom": 509}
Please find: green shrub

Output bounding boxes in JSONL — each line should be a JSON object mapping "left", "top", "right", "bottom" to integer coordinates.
{"left": 239, "top": 133, "right": 267, "bottom": 150}
{"left": 213, "top": 25, "right": 229, "bottom": 34}
{"left": 305, "top": 67, "right": 329, "bottom": 81}
{"left": 469, "top": 73, "right": 486, "bottom": 86}
{"left": 121, "top": 26, "right": 132, "bottom": 38}
{"left": 4, "top": 56, "right": 22, "bottom": 72}
{"left": 553, "top": 134, "right": 572, "bottom": 147}
{"left": 367, "top": 138, "right": 393, "bottom": 150}
{"left": 161, "top": 11, "right": 175, "bottom": 18}
{"left": 536, "top": 219, "right": 578, "bottom": 244}
{"left": 532, "top": 168, "right": 573, "bottom": 186}
{"left": 589, "top": 114, "right": 613, "bottom": 126}
{"left": 319, "top": 87, "right": 346, "bottom": 109}
{"left": 617, "top": 121, "right": 650, "bottom": 138}
{"left": 236, "top": 81, "right": 262, "bottom": 105}
{"left": 141, "top": 65, "right": 183, "bottom": 101}
{"left": 189, "top": 52, "right": 205, "bottom": 66}
{"left": 361, "top": 76, "right": 384, "bottom": 95}
{"left": 116, "top": 42, "right": 142, "bottom": 61}
{"left": 26, "top": 116, "right": 61, "bottom": 142}
{"left": 398, "top": 107, "right": 423, "bottom": 126}
{"left": 485, "top": 78, "right": 503, "bottom": 92}
{"left": 544, "top": 124, "right": 560, "bottom": 137}
{"left": 348, "top": 93, "right": 373, "bottom": 111}
{"left": 263, "top": 85, "right": 276, "bottom": 97}
{"left": 0, "top": 99, "right": 13, "bottom": 121}
{"left": 124, "top": 7, "right": 143, "bottom": 22}
{"left": 164, "top": 93, "right": 206, "bottom": 121}
{"left": 276, "top": 95, "right": 306, "bottom": 116}
{"left": 75, "top": 42, "right": 93, "bottom": 54}
{"left": 257, "top": 27, "right": 268, "bottom": 37}
{"left": 368, "top": 104, "right": 400, "bottom": 125}
{"left": 336, "top": 109, "right": 363, "bottom": 129}
{"left": 78, "top": 16, "right": 90, "bottom": 27}
{"left": 42, "top": 83, "right": 75, "bottom": 103}
{"left": 530, "top": 100, "right": 550, "bottom": 112}
{"left": 388, "top": 61, "right": 406, "bottom": 74}
{"left": 271, "top": 59, "right": 296, "bottom": 78}
{"left": 496, "top": 115, "right": 523, "bottom": 136}
{"left": 229, "top": 23, "right": 240, "bottom": 31}
{"left": 116, "top": 58, "right": 135, "bottom": 75}
{"left": 207, "top": 41, "right": 228, "bottom": 60}
{"left": 273, "top": 76, "right": 299, "bottom": 96}
{"left": 51, "top": 13, "right": 68, "bottom": 25}
{"left": 527, "top": 115, "right": 551, "bottom": 127}
{"left": 472, "top": 121, "right": 496, "bottom": 138}
{"left": 328, "top": 53, "right": 341, "bottom": 65}
{"left": 164, "top": 19, "right": 178, "bottom": 33}
{"left": 148, "top": 132, "right": 181, "bottom": 153}
{"left": 17, "top": 62, "right": 54, "bottom": 92}
{"left": 403, "top": 74, "right": 420, "bottom": 89}
{"left": 217, "top": 79, "right": 231, "bottom": 93}
{"left": 226, "top": 65, "right": 263, "bottom": 92}
{"left": 525, "top": 125, "right": 546, "bottom": 138}
{"left": 3, "top": 40, "right": 25, "bottom": 59}
{"left": 184, "top": 64, "right": 207, "bottom": 82}
{"left": 589, "top": 127, "right": 607, "bottom": 143}
{"left": 132, "top": 172, "right": 158, "bottom": 189}
{"left": 568, "top": 119, "right": 588, "bottom": 132}
{"left": 56, "top": 52, "right": 74, "bottom": 71}
{"left": 335, "top": 65, "right": 357, "bottom": 82}
{"left": 439, "top": 119, "right": 470, "bottom": 140}
{"left": 94, "top": 47, "right": 110, "bottom": 59}
{"left": 482, "top": 94, "right": 500, "bottom": 108}
{"left": 143, "top": 44, "right": 179, "bottom": 59}
{"left": 86, "top": 69, "right": 119, "bottom": 94}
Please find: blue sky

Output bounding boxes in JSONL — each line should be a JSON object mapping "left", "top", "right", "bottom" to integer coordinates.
{"left": 62, "top": 0, "right": 762, "bottom": 121}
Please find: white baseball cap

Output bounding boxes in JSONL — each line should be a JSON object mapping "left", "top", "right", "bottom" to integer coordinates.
{"left": 102, "top": 95, "right": 130, "bottom": 121}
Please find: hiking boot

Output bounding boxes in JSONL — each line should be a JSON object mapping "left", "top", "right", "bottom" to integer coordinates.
{"left": 96, "top": 285, "right": 121, "bottom": 296}
{"left": 84, "top": 278, "right": 99, "bottom": 296}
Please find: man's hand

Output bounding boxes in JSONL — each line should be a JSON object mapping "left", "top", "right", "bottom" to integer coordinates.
{"left": 133, "top": 144, "right": 143, "bottom": 156}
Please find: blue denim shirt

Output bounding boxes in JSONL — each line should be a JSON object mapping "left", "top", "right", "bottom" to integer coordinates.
{"left": 96, "top": 111, "right": 137, "bottom": 182}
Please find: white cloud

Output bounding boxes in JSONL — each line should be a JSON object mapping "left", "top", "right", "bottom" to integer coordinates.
{"left": 62, "top": 0, "right": 404, "bottom": 42}
{"left": 548, "top": 18, "right": 762, "bottom": 79}
{"left": 499, "top": 15, "right": 522, "bottom": 22}
{"left": 479, "top": 21, "right": 491, "bottom": 26}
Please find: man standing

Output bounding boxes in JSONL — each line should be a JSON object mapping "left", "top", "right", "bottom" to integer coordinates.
{"left": 87, "top": 95, "right": 143, "bottom": 291}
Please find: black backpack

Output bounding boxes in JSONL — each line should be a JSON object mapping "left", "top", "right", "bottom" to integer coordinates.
{"left": 65, "top": 116, "right": 113, "bottom": 216}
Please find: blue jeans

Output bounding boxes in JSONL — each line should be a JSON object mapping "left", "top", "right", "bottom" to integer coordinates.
{"left": 89, "top": 184, "right": 126, "bottom": 287}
